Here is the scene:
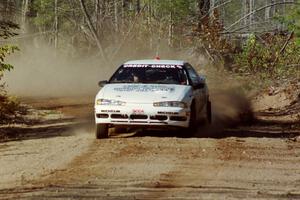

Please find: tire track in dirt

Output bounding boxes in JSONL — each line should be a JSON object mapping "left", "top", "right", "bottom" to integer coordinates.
{"left": 1, "top": 137, "right": 180, "bottom": 199}
{"left": 1, "top": 132, "right": 300, "bottom": 200}
{"left": 136, "top": 138, "right": 300, "bottom": 199}
{"left": 1, "top": 94, "right": 300, "bottom": 199}
{"left": 0, "top": 126, "right": 93, "bottom": 197}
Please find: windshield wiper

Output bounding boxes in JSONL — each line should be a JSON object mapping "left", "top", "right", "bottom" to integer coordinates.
{"left": 110, "top": 81, "right": 134, "bottom": 84}
{"left": 152, "top": 81, "right": 179, "bottom": 84}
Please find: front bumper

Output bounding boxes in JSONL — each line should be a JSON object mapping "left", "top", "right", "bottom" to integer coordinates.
{"left": 95, "top": 103, "right": 190, "bottom": 128}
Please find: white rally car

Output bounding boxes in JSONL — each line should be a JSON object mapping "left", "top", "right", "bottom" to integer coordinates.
{"left": 95, "top": 59, "right": 211, "bottom": 138}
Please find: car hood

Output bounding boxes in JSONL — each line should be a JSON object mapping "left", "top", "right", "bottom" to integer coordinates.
{"left": 96, "top": 84, "right": 191, "bottom": 103}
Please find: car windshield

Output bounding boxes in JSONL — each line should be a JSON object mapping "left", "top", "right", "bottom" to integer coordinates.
{"left": 109, "top": 64, "right": 188, "bottom": 85}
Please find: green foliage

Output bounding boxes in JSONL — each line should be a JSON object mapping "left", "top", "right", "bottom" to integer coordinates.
{"left": 0, "top": 21, "right": 19, "bottom": 39}
{"left": 0, "top": 20, "right": 22, "bottom": 123}
{"left": 0, "top": 45, "right": 19, "bottom": 74}
{"left": 191, "top": 11, "right": 235, "bottom": 67}
{"left": 235, "top": 34, "right": 269, "bottom": 74}
{"left": 234, "top": 2, "right": 300, "bottom": 80}
{"left": 0, "top": 91, "right": 21, "bottom": 123}
{"left": 0, "top": 20, "right": 19, "bottom": 75}
{"left": 153, "top": 0, "right": 195, "bottom": 22}
{"left": 234, "top": 33, "right": 300, "bottom": 79}
{"left": 276, "top": 1, "right": 300, "bottom": 44}
{"left": 33, "top": 0, "right": 59, "bottom": 27}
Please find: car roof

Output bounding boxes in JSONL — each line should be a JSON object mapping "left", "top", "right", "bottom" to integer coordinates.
{"left": 124, "top": 59, "right": 186, "bottom": 65}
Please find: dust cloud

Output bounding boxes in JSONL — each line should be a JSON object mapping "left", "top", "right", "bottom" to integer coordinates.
{"left": 3, "top": 44, "right": 116, "bottom": 97}
{"left": 3, "top": 40, "right": 189, "bottom": 98}
{"left": 3, "top": 40, "right": 254, "bottom": 134}
{"left": 196, "top": 89, "right": 254, "bottom": 137}
{"left": 212, "top": 89, "right": 253, "bottom": 122}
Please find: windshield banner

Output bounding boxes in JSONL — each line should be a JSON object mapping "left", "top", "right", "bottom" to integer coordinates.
{"left": 124, "top": 64, "right": 183, "bottom": 69}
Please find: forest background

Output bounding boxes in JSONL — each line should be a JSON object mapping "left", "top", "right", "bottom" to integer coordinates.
{"left": 0, "top": 0, "right": 300, "bottom": 122}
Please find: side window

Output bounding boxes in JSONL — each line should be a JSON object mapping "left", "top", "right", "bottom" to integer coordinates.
{"left": 185, "top": 64, "right": 200, "bottom": 86}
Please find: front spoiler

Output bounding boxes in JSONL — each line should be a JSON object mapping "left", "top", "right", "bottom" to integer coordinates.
{"left": 95, "top": 104, "right": 190, "bottom": 128}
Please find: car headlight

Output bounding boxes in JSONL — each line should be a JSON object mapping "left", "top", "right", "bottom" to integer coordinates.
{"left": 96, "top": 99, "right": 126, "bottom": 106}
{"left": 153, "top": 101, "right": 187, "bottom": 108}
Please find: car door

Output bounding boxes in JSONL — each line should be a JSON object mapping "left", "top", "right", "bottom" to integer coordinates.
{"left": 185, "top": 64, "right": 205, "bottom": 119}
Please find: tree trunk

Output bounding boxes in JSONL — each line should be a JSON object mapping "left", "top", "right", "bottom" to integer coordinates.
{"left": 78, "top": 0, "right": 108, "bottom": 63}
{"left": 249, "top": 0, "right": 254, "bottom": 30}
{"left": 270, "top": 0, "right": 275, "bottom": 18}
{"left": 114, "top": 0, "right": 118, "bottom": 32}
{"left": 21, "top": 0, "right": 29, "bottom": 32}
{"left": 210, "top": 0, "right": 215, "bottom": 18}
{"left": 168, "top": 11, "right": 173, "bottom": 47}
{"left": 243, "top": 0, "right": 249, "bottom": 26}
{"left": 54, "top": 0, "right": 58, "bottom": 50}
{"left": 147, "top": 0, "right": 152, "bottom": 49}
{"left": 197, "top": 0, "right": 210, "bottom": 28}
{"left": 265, "top": 0, "right": 270, "bottom": 21}
{"left": 94, "top": 0, "right": 100, "bottom": 28}
{"left": 136, "top": 0, "right": 141, "bottom": 13}
{"left": 198, "top": 0, "right": 210, "bottom": 17}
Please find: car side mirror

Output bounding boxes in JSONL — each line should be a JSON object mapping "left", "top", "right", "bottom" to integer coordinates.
{"left": 194, "top": 75, "right": 206, "bottom": 89}
{"left": 98, "top": 80, "right": 108, "bottom": 87}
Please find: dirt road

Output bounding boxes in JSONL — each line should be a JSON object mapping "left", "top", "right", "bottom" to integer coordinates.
{"left": 0, "top": 95, "right": 299, "bottom": 200}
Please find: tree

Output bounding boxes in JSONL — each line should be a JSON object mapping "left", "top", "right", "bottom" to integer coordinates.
{"left": 5, "top": 0, "right": 296, "bottom": 64}
{"left": 0, "top": 21, "right": 19, "bottom": 74}
{"left": 279, "top": 0, "right": 300, "bottom": 44}
{"left": 0, "top": 19, "right": 21, "bottom": 123}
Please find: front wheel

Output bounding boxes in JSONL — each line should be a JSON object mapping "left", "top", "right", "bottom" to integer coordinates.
{"left": 96, "top": 124, "right": 109, "bottom": 139}
{"left": 114, "top": 127, "right": 128, "bottom": 134}
{"left": 185, "top": 102, "right": 197, "bottom": 136}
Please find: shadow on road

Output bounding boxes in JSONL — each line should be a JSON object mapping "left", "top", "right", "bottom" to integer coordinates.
{"left": 130, "top": 118, "right": 300, "bottom": 139}
{"left": 2, "top": 117, "right": 299, "bottom": 143}
{"left": 1, "top": 101, "right": 299, "bottom": 143}
{"left": 210, "top": 119, "right": 300, "bottom": 139}
{"left": 0, "top": 119, "right": 93, "bottom": 143}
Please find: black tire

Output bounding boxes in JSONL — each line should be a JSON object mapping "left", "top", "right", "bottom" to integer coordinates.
{"left": 207, "top": 100, "right": 212, "bottom": 124}
{"left": 114, "top": 127, "right": 127, "bottom": 134}
{"left": 187, "top": 102, "right": 197, "bottom": 134}
{"left": 96, "top": 124, "right": 109, "bottom": 139}
{"left": 181, "top": 103, "right": 197, "bottom": 138}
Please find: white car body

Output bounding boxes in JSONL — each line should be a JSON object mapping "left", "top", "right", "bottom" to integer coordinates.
{"left": 94, "top": 60, "right": 210, "bottom": 138}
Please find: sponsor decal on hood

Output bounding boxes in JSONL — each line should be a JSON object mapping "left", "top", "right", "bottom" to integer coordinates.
{"left": 113, "top": 85, "right": 175, "bottom": 93}
{"left": 96, "top": 84, "right": 192, "bottom": 103}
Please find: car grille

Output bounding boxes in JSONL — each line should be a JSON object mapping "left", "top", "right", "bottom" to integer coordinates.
{"left": 96, "top": 114, "right": 109, "bottom": 119}
{"left": 98, "top": 112, "right": 187, "bottom": 124}
{"left": 170, "top": 116, "right": 187, "bottom": 121}
{"left": 130, "top": 115, "right": 148, "bottom": 120}
{"left": 111, "top": 114, "right": 129, "bottom": 119}
{"left": 150, "top": 115, "right": 168, "bottom": 121}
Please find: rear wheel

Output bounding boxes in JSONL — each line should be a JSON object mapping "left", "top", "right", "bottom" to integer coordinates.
{"left": 96, "top": 124, "right": 109, "bottom": 139}
{"left": 185, "top": 102, "right": 197, "bottom": 136}
{"left": 207, "top": 100, "right": 212, "bottom": 124}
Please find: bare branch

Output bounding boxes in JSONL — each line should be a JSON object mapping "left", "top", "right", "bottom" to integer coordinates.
{"left": 271, "top": 31, "right": 294, "bottom": 69}
{"left": 110, "top": 4, "right": 147, "bottom": 60}
{"left": 78, "top": 0, "right": 108, "bottom": 63}
{"left": 200, "top": 0, "right": 233, "bottom": 21}
{"left": 226, "top": 1, "right": 296, "bottom": 31}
